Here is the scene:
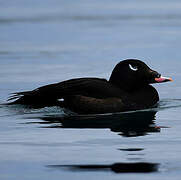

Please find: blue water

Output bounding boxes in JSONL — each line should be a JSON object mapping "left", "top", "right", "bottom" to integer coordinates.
{"left": 1, "top": 0, "right": 181, "bottom": 179}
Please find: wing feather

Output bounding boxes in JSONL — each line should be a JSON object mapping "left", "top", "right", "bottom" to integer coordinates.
{"left": 8, "top": 78, "right": 121, "bottom": 107}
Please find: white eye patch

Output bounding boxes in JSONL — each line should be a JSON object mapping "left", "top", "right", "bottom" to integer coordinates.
{"left": 58, "top": 98, "right": 64, "bottom": 102}
{"left": 129, "top": 64, "right": 138, "bottom": 71}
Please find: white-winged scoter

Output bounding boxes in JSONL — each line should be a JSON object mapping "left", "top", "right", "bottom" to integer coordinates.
{"left": 8, "top": 59, "right": 172, "bottom": 114}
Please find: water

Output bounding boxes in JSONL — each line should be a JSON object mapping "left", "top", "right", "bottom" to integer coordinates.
{"left": 1, "top": 0, "right": 181, "bottom": 179}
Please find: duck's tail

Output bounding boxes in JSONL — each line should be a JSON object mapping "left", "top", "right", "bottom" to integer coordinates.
{"left": 5, "top": 90, "right": 56, "bottom": 108}
{"left": 7, "top": 91, "right": 32, "bottom": 104}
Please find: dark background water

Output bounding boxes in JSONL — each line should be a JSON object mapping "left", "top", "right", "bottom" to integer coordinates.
{"left": 1, "top": 0, "right": 181, "bottom": 179}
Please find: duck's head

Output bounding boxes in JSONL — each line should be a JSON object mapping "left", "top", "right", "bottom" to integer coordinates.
{"left": 109, "top": 59, "right": 172, "bottom": 91}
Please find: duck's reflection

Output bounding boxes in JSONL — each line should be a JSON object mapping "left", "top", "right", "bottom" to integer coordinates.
{"left": 35, "top": 110, "right": 159, "bottom": 137}
{"left": 47, "top": 162, "right": 159, "bottom": 173}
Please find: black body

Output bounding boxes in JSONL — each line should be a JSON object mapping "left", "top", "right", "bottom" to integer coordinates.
{"left": 8, "top": 59, "right": 169, "bottom": 114}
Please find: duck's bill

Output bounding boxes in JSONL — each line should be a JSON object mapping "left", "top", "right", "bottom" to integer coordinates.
{"left": 155, "top": 76, "right": 173, "bottom": 83}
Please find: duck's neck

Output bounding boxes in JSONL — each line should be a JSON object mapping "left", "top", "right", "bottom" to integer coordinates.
{"left": 109, "top": 77, "right": 144, "bottom": 92}
{"left": 109, "top": 78, "right": 159, "bottom": 109}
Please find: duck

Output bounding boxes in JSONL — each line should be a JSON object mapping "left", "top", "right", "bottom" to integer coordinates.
{"left": 8, "top": 59, "right": 172, "bottom": 114}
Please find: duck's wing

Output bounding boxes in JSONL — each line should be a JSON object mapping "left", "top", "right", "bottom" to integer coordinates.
{"left": 8, "top": 78, "right": 121, "bottom": 107}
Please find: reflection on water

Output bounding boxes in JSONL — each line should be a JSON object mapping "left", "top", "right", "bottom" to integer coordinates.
{"left": 47, "top": 162, "right": 159, "bottom": 173}
{"left": 27, "top": 110, "right": 159, "bottom": 137}
{"left": 4, "top": 98, "right": 181, "bottom": 138}
{"left": 119, "top": 148, "right": 144, "bottom": 151}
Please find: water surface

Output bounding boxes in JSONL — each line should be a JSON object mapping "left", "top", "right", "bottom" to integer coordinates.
{"left": 1, "top": 0, "right": 181, "bottom": 179}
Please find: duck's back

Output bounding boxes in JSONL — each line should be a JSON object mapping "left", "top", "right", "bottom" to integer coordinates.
{"left": 8, "top": 78, "right": 123, "bottom": 106}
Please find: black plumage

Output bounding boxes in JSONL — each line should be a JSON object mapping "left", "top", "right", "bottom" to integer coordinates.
{"left": 8, "top": 59, "right": 172, "bottom": 114}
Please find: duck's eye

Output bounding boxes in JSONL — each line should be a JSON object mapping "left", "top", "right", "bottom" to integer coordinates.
{"left": 156, "top": 73, "right": 161, "bottom": 78}
{"left": 129, "top": 64, "right": 138, "bottom": 71}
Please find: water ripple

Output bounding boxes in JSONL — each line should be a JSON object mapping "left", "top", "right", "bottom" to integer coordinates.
{"left": 1, "top": 14, "right": 181, "bottom": 24}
